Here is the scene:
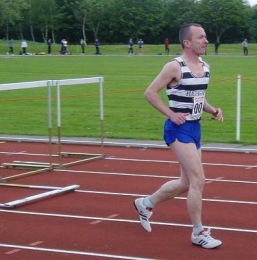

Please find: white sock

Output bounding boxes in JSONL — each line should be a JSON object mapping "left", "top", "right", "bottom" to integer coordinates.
{"left": 193, "top": 225, "right": 204, "bottom": 236}
{"left": 143, "top": 197, "right": 155, "bottom": 209}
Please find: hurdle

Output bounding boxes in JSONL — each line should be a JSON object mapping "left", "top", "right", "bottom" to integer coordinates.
{"left": 0, "top": 184, "right": 79, "bottom": 208}
{"left": 0, "top": 80, "right": 53, "bottom": 180}
{"left": 0, "top": 76, "right": 105, "bottom": 180}
{"left": 53, "top": 77, "right": 105, "bottom": 168}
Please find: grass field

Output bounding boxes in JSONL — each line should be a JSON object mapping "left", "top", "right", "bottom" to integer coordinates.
{"left": 0, "top": 41, "right": 257, "bottom": 144}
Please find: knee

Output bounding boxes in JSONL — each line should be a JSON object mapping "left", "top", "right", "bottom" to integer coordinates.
{"left": 188, "top": 168, "right": 205, "bottom": 189}
{"left": 192, "top": 175, "right": 205, "bottom": 190}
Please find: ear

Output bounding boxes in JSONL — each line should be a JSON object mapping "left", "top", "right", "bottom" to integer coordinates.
{"left": 183, "top": 39, "right": 190, "bottom": 48}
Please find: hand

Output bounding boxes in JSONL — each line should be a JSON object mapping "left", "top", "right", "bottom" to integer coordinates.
{"left": 212, "top": 108, "right": 223, "bottom": 122}
{"left": 170, "top": 113, "right": 189, "bottom": 125}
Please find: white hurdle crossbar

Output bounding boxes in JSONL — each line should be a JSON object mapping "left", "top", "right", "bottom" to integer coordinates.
{"left": 0, "top": 80, "right": 50, "bottom": 91}
{"left": 0, "top": 184, "right": 79, "bottom": 208}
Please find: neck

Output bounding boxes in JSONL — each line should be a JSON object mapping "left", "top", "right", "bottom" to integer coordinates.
{"left": 181, "top": 53, "right": 200, "bottom": 63}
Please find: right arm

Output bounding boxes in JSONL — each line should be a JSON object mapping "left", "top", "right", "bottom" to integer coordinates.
{"left": 144, "top": 61, "right": 189, "bottom": 125}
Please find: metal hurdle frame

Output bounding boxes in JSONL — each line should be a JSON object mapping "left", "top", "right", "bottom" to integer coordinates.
{"left": 0, "top": 76, "right": 105, "bottom": 181}
{"left": 0, "top": 80, "right": 53, "bottom": 180}
{"left": 53, "top": 77, "right": 105, "bottom": 168}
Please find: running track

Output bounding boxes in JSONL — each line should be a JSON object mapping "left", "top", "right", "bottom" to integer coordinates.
{"left": 0, "top": 140, "right": 257, "bottom": 260}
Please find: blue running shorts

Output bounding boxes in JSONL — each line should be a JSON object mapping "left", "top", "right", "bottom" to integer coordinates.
{"left": 163, "top": 119, "right": 201, "bottom": 149}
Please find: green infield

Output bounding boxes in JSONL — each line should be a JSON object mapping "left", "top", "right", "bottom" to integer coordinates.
{"left": 0, "top": 45, "right": 256, "bottom": 144}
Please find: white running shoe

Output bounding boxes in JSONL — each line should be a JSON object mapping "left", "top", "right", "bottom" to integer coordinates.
{"left": 133, "top": 198, "right": 153, "bottom": 232}
{"left": 191, "top": 228, "right": 222, "bottom": 249}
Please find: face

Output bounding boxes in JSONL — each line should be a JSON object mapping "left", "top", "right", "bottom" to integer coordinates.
{"left": 184, "top": 26, "right": 209, "bottom": 55}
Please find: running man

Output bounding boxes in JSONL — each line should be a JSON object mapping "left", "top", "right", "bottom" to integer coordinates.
{"left": 134, "top": 23, "right": 223, "bottom": 249}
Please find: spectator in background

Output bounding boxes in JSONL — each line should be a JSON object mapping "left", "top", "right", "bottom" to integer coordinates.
{"left": 214, "top": 41, "right": 220, "bottom": 55}
{"left": 164, "top": 38, "right": 170, "bottom": 55}
{"left": 95, "top": 39, "right": 100, "bottom": 54}
{"left": 47, "top": 39, "right": 52, "bottom": 54}
{"left": 128, "top": 38, "right": 134, "bottom": 55}
{"left": 242, "top": 38, "right": 248, "bottom": 56}
{"left": 8, "top": 39, "right": 14, "bottom": 55}
{"left": 138, "top": 38, "right": 144, "bottom": 55}
{"left": 81, "top": 39, "right": 86, "bottom": 54}
{"left": 21, "top": 40, "right": 28, "bottom": 55}
{"left": 60, "top": 39, "right": 68, "bottom": 54}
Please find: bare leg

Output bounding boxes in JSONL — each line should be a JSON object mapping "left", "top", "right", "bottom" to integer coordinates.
{"left": 149, "top": 170, "right": 189, "bottom": 204}
{"left": 149, "top": 140, "right": 205, "bottom": 226}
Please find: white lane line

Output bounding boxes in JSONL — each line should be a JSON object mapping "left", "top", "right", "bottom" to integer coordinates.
{"left": 0, "top": 151, "right": 257, "bottom": 168}
{"left": 0, "top": 243, "right": 156, "bottom": 260}
{"left": 0, "top": 209, "right": 256, "bottom": 234}
{"left": 75, "top": 189, "right": 257, "bottom": 205}
{"left": 55, "top": 169, "right": 257, "bottom": 185}
{"left": 206, "top": 177, "right": 224, "bottom": 184}
{"left": 106, "top": 157, "right": 257, "bottom": 169}
{"left": 4, "top": 151, "right": 27, "bottom": 156}
{"left": 4, "top": 241, "right": 44, "bottom": 255}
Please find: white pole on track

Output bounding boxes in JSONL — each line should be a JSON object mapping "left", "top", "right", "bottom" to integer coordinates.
{"left": 47, "top": 80, "right": 53, "bottom": 168}
{"left": 56, "top": 81, "right": 62, "bottom": 164}
{"left": 99, "top": 76, "right": 104, "bottom": 155}
{"left": 236, "top": 75, "right": 241, "bottom": 142}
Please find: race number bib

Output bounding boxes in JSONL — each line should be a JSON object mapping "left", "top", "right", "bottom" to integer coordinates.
{"left": 192, "top": 95, "right": 204, "bottom": 117}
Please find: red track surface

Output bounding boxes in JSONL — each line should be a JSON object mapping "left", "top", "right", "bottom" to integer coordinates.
{"left": 0, "top": 141, "right": 257, "bottom": 259}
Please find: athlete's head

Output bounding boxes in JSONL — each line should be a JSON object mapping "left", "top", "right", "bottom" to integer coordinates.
{"left": 179, "top": 23, "right": 204, "bottom": 49}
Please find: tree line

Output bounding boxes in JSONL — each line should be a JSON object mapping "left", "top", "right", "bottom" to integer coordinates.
{"left": 0, "top": 0, "right": 256, "bottom": 45}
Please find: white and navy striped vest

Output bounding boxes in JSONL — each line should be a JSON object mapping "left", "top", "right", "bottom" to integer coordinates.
{"left": 166, "top": 57, "right": 210, "bottom": 121}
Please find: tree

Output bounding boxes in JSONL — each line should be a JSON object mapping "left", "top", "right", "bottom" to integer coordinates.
{"left": 74, "top": 0, "right": 91, "bottom": 42}
{"left": 0, "top": 0, "right": 29, "bottom": 40}
{"left": 249, "top": 5, "right": 257, "bottom": 42}
{"left": 28, "top": 0, "right": 57, "bottom": 42}
{"left": 196, "top": 0, "right": 249, "bottom": 44}
{"left": 107, "top": 0, "right": 165, "bottom": 43}
{"left": 0, "top": 0, "right": 256, "bottom": 44}
{"left": 162, "top": 0, "right": 199, "bottom": 43}
{"left": 54, "top": 0, "right": 80, "bottom": 41}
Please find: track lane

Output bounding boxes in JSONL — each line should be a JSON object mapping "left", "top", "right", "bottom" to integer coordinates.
{"left": 1, "top": 142, "right": 257, "bottom": 259}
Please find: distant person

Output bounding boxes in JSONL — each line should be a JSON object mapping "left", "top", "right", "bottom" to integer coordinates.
{"left": 60, "top": 39, "right": 68, "bottom": 54}
{"left": 128, "top": 38, "right": 134, "bottom": 55}
{"left": 138, "top": 38, "right": 144, "bottom": 55}
{"left": 242, "top": 38, "right": 248, "bottom": 56}
{"left": 21, "top": 40, "right": 28, "bottom": 55}
{"left": 164, "top": 38, "right": 170, "bottom": 55}
{"left": 80, "top": 39, "right": 86, "bottom": 54}
{"left": 8, "top": 39, "right": 14, "bottom": 55}
{"left": 47, "top": 39, "right": 52, "bottom": 54}
{"left": 95, "top": 39, "right": 100, "bottom": 54}
{"left": 214, "top": 41, "right": 220, "bottom": 55}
